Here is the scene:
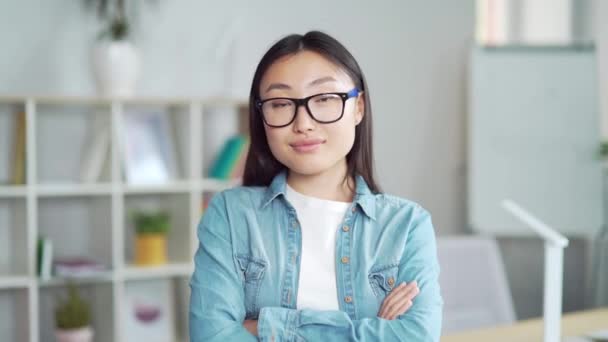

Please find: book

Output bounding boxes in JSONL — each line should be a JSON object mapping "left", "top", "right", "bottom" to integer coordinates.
{"left": 79, "top": 113, "right": 110, "bottom": 183}
{"left": 11, "top": 111, "right": 26, "bottom": 185}
{"left": 209, "top": 135, "right": 248, "bottom": 180}
{"left": 53, "top": 257, "right": 106, "bottom": 278}
{"left": 229, "top": 138, "right": 249, "bottom": 180}
{"left": 37, "top": 237, "right": 53, "bottom": 281}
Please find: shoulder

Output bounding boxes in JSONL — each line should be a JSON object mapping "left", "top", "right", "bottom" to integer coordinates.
{"left": 366, "top": 192, "right": 434, "bottom": 235}
{"left": 208, "top": 185, "right": 268, "bottom": 210}
{"left": 199, "top": 185, "right": 268, "bottom": 234}
{"left": 372, "top": 193, "right": 431, "bottom": 218}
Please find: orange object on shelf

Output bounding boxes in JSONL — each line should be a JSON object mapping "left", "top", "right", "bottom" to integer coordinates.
{"left": 135, "top": 234, "right": 168, "bottom": 265}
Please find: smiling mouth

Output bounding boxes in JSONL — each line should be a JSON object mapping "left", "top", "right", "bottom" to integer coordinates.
{"left": 290, "top": 140, "right": 325, "bottom": 153}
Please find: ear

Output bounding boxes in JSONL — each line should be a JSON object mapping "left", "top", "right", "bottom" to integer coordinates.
{"left": 355, "top": 92, "right": 365, "bottom": 125}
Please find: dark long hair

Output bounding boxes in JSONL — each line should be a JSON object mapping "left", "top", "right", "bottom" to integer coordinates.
{"left": 242, "top": 31, "right": 380, "bottom": 194}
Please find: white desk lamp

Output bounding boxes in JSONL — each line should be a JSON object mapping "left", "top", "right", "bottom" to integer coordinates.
{"left": 502, "top": 199, "right": 570, "bottom": 342}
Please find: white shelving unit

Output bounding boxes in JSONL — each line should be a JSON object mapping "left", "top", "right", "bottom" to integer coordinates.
{"left": 0, "top": 95, "right": 247, "bottom": 342}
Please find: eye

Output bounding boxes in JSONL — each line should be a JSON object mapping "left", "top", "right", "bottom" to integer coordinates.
{"left": 268, "top": 99, "right": 293, "bottom": 109}
{"left": 315, "top": 95, "right": 333, "bottom": 103}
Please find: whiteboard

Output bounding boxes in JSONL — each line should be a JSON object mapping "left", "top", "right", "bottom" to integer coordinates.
{"left": 468, "top": 46, "right": 603, "bottom": 237}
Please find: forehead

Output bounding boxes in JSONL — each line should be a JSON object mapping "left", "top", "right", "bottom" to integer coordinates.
{"left": 260, "top": 50, "right": 353, "bottom": 89}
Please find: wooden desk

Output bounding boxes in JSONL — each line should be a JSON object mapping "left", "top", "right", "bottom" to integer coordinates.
{"left": 442, "top": 308, "right": 608, "bottom": 342}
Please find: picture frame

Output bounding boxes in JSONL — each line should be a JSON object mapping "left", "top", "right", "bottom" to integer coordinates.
{"left": 122, "top": 279, "right": 175, "bottom": 342}
{"left": 121, "top": 108, "right": 179, "bottom": 184}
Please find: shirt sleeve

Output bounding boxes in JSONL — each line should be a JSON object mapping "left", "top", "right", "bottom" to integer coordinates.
{"left": 189, "top": 193, "right": 257, "bottom": 342}
{"left": 257, "top": 207, "right": 443, "bottom": 342}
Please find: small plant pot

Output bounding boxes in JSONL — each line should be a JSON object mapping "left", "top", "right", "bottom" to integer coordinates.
{"left": 55, "top": 326, "right": 94, "bottom": 342}
{"left": 135, "top": 234, "right": 168, "bottom": 265}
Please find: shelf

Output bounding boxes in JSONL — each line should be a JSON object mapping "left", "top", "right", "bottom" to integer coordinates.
{"left": 0, "top": 287, "right": 30, "bottom": 342}
{"left": 39, "top": 282, "right": 114, "bottom": 342}
{"left": 123, "top": 181, "right": 193, "bottom": 194}
{"left": 122, "top": 263, "right": 193, "bottom": 280}
{"left": 0, "top": 180, "right": 241, "bottom": 196}
{"left": 124, "top": 193, "right": 193, "bottom": 265}
{"left": 0, "top": 276, "right": 31, "bottom": 289}
{"left": 38, "top": 196, "right": 114, "bottom": 270}
{"left": 0, "top": 198, "right": 28, "bottom": 277}
{"left": 201, "top": 178, "right": 241, "bottom": 192}
{"left": 36, "top": 103, "right": 113, "bottom": 184}
{"left": 0, "top": 186, "right": 27, "bottom": 198}
{"left": 0, "top": 96, "right": 247, "bottom": 342}
{"left": 36, "top": 183, "right": 113, "bottom": 197}
{"left": 0, "top": 95, "right": 247, "bottom": 107}
{"left": 37, "top": 272, "right": 115, "bottom": 287}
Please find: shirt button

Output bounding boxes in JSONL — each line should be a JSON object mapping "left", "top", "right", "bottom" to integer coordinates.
{"left": 341, "top": 256, "right": 349, "bottom": 264}
{"left": 388, "top": 277, "right": 395, "bottom": 287}
{"left": 292, "top": 222, "right": 298, "bottom": 229}
{"left": 351, "top": 206, "right": 356, "bottom": 212}
{"left": 344, "top": 296, "right": 352, "bottom": 303}
{"left": 342, "top": 226, "right": 350, "bottom": 232}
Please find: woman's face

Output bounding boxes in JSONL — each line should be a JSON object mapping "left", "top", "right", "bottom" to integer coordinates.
{"left": 259, "top": 50, "right": 364, "bottom": 177}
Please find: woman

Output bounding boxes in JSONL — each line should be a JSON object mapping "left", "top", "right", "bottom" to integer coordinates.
{"left": 189, "top": 31, "right": 443, "bottom": 341}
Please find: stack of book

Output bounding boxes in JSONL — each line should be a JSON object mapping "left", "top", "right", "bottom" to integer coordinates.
{"left": 37, "top": 237, "right": 107, "bottom": 280}
{"left": 53, "top": 257, "right": 106, "bottom": 278}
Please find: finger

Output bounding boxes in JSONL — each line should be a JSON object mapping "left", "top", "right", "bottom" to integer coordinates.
{"left": 378, "top": 282, "right": 407, "bottom": 317}
{"left": 378, "top": 282, "right": 411, "bottom": 318}
{"left": 378, "top": 282, "right": 414, "bottom": 318}
{"left": 380, "top": 282, "right": 418, "bottom": 318}
{"left": 385, "top": 282, "right": 418, "bottom": 316}
{"left": 388, "top": 300, "right": 413, "bottom": 320}
{"left": 384, "top": 284, "right": 419, "bottom": 319}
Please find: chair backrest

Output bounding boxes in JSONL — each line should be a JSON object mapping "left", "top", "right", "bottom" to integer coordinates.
{"left": 437, "top": 235, "right": 516, "bottom": 334}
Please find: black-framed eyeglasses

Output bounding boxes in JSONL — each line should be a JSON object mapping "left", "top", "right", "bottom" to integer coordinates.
{"left": 255, "top": 88, "right": 361, "bottom": 128}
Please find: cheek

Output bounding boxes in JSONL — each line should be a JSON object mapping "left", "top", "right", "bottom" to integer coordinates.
{"left": 327, "top": 124, "right": 357, "bottom": 155}
{"left": 264, "top": 127, "right": 288, "bottom": 158}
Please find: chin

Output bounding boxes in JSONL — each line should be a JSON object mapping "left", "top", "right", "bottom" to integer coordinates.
{"left": 284, "top": 160, "right": 331, "bottom": 176}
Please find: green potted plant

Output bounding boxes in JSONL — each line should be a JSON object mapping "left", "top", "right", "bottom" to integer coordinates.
{"left": 85, "top": 0, "right": 140, "bottom": 96}
{"left": 131, "top": 210, "right": 171, "bottom": 265}
{"left": 55, "top": 282, "right": 93, "bottom": 342}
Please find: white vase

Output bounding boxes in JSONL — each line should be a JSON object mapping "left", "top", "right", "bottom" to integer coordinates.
{"left": 93, "top": 39, "right": 140, "bottom": 97}
{"left": 55, "top": 326, "right": 94, "bottom": 342}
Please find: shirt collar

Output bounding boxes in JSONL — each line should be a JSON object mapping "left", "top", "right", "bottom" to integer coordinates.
{"left": 262, "top": 170, "right": 376, "bottom": 220}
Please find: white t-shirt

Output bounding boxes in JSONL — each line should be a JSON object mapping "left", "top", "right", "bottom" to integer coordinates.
{"left": 285, "top": 183, "right": 351, "bottom": 311}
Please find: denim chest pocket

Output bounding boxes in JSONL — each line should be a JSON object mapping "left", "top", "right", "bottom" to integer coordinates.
{"left": 235, "top": 254, "right": 267, "bottom": 319}
{"left": 368, "top": 263, "right": 399, "bottom": 300}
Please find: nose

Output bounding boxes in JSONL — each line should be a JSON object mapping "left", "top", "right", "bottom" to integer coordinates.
{"left": 292, "top": 103, "right": 316, "bottom": 133}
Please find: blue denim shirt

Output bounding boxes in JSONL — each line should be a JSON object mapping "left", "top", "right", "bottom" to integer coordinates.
{"left": 189, "top": 171, "right": 443, "bottom": 341}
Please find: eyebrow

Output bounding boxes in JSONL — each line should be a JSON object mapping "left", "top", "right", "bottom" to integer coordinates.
{"left": 264, "top": 76, "right": 337, "bottom": 93}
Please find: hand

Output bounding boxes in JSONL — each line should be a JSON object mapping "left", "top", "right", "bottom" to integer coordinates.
{"left": 243, "top": 319, "right": 258, "bottom": 336}
{"left": 377, "top": 281, "right": 419, "bottom": 320}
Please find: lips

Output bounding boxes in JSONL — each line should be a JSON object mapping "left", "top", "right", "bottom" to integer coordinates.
{"left": 290, "top": 138, "right": 325, "bottom": 152}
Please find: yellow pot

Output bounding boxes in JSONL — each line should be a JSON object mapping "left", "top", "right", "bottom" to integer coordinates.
{"left": 135, "top": 234, "right": 167, "bottom": 265}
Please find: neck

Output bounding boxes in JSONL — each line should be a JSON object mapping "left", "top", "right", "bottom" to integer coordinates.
{"left": 286, "top": 160, "right": 355, "bottom": 202}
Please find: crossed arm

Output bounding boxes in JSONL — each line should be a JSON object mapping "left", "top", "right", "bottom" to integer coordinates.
{"left": 189, "top": 195, "right": 442, "bottom": 341}
{"left": 242, "top": 281, "right": 420, "bottom": 336}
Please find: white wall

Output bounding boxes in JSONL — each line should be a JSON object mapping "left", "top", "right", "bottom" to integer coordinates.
{"left": 0, "top": 0, "right": 475, "bottom": 236}
{"left": 597, "top": 0, "right": 608, "bottom": 138}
